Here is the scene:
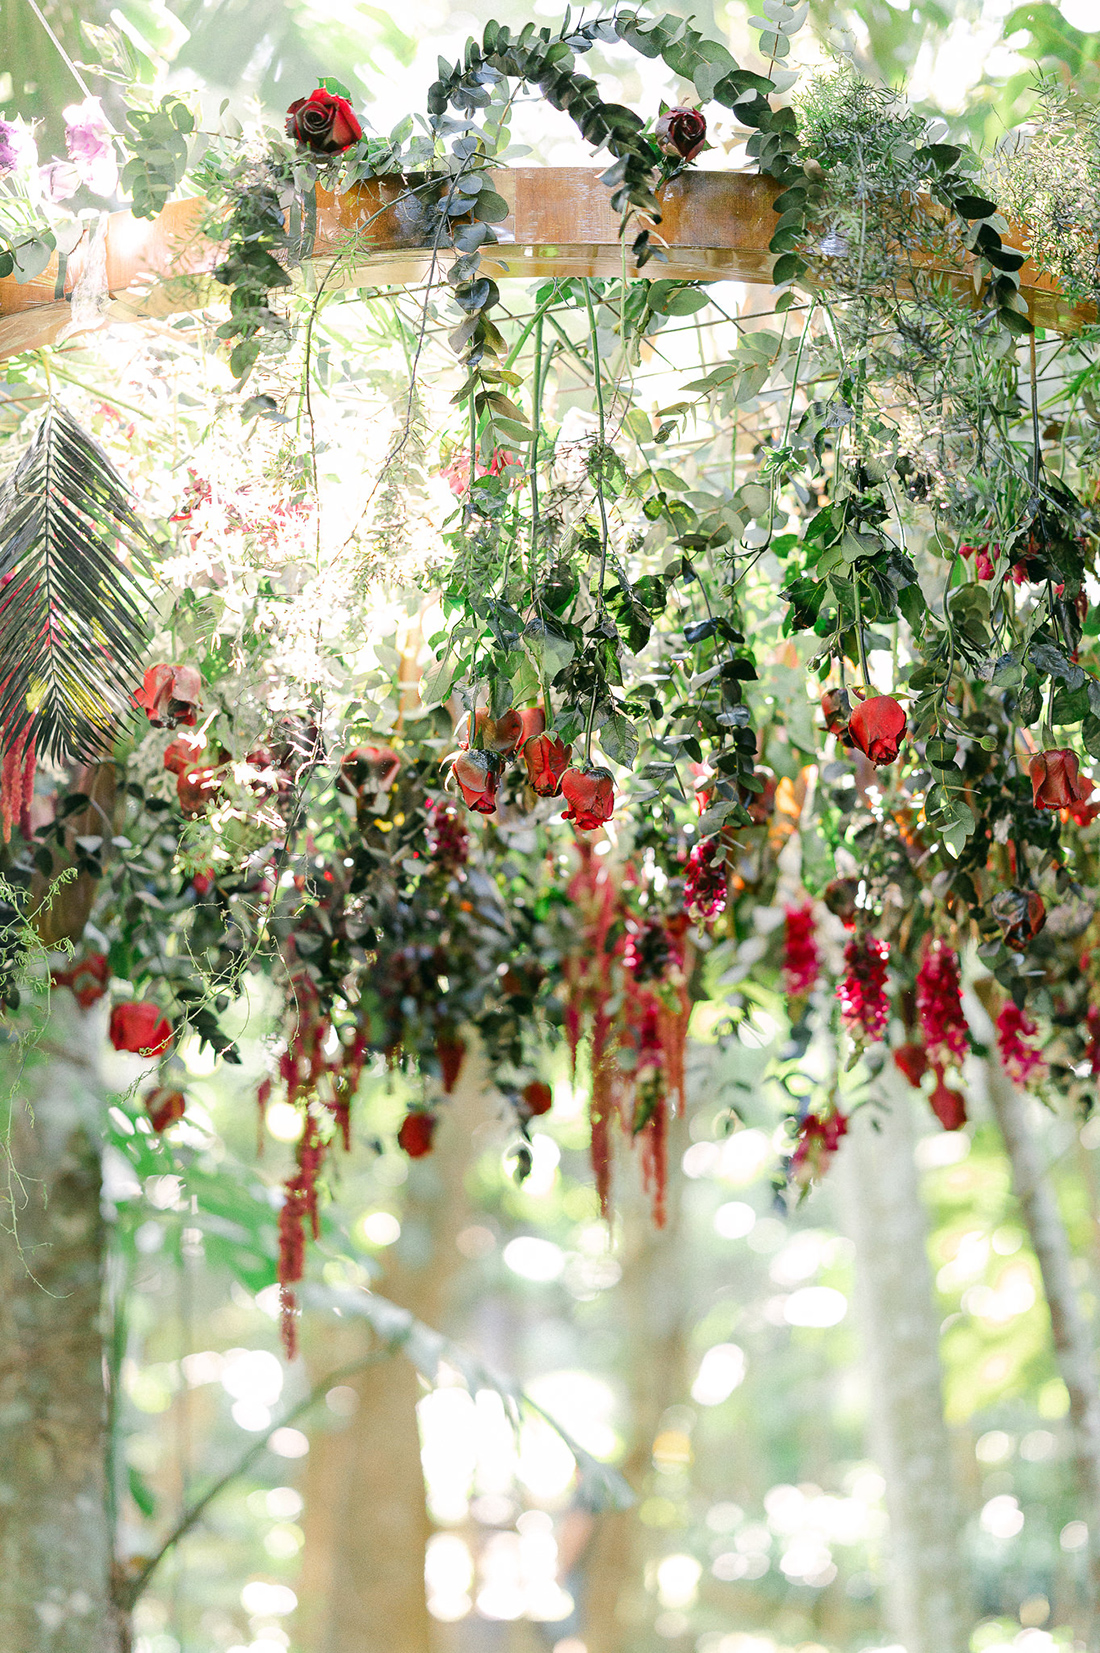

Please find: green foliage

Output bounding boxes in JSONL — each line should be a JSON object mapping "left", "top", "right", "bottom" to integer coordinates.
{"left": 121, "top": 95, "right": 196, "bottom": 220}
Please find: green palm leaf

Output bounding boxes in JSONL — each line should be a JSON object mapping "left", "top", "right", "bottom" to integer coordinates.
{"left": 0, "top": 404, "right": 154, "bottom": 763}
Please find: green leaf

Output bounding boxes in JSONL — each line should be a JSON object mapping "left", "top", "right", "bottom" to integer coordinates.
{"left": 421, "top": 651, "right": 458, "bottom": 704}
{"left": 600, "top": 711, "right": 639, "bottom": 766}
{"left": 0, "top": 407, "right": 153, "bottom": 764}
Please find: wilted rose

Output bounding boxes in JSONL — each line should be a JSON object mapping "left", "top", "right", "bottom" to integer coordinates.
{"left": 929, "top": 1073, "right": 967, "bottom": 1131}
{"left": 523, "top": 732, "right": 572, "bottom": 797}
{"left": 561, "top": 765, "right": 615, "bottom": 831}
{"left": 654, "top": 107, "right": 707, "bottom": 162}
{"left": 136, "top": 664, "right": 202, "bottom": 729}
{"left": 1030, "top": 748, "right": 1090, "bottom": 811}
{"left": 285, "top": 88, "right": 362, "bottom": 154}
{"left": 848, "top": 695, "right": 907, "bottom": 765}
{"left": 991, "top": 887, "right": 1046, "bottom": 951}
{"left": 339, "top": 744, "right": 400, "bottom": 796}
{"left": 109, "top": 1001, "right": 173, "bottom": 1056}
{"left": 452, "top": 749, "right": 499, "bottom": 814}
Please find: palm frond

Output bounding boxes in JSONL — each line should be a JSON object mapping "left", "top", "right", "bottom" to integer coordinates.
{"left": 0, "top": 404, "right": 154, "bottom": 763}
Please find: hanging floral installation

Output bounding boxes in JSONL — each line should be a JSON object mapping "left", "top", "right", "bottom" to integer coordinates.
{"left": 2, "top": 2, "right": 1100, "bottom": 1351}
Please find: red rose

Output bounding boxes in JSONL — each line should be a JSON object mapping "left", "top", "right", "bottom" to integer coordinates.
{"left": 285, "top": 88, "right": 362, "bottom": 154}
{"left": 848, "top": 695, "right": 907, "bottom": 765}
{"left": 975, "top": 551, "right": 995, "bottom": 580}
{"left": 655, "top": 107, "right": 707, "bottom": 162}
{"left": 820, "top": 687, "right": 851, "bottom": 737}
{"left": 452, "top": 749, "right": 499, "bottom": 814}
{"left": 929, "top": 1074, "right": 967, "bottom": 1131}
{"left": 398, "top": 1111, "right": 436, "bottom": 1158}
{"left": 991, "top": 888, "right": 1046, "bottom": 951}
{"left": 521, "top": 1080, "right": 553, "bottom": 1117}
{"left": 523, "top": 732, "right": 572, "bottom": 797}
{"left": 144, "top": 1087, "right": 186, "bottom": 1133}
{"left": 893, "top": 1042, "right": 928, "bottom": 1088}
{"left": 164, "top": 731, "right": 205, "bottom": 775}
{"left": 1030, "top": 748, "right": 1090, "bottom": 811}
{"left": 339, "top": 744, "right": 400, "bottom": 796}
{"left": 135, "top": 664, "right": 202, "bottom": 729}
{"left": 516, "top": 706, "right": 546, "bottom": 745}
{"left": 561, "top": 765, "right": 615, "bottom": 831}
{"left": 52, "top": 950, "right": 109, "bottom": 1010}
{"left": 110, "top": 1001, "right": 173, "bottom": 1056}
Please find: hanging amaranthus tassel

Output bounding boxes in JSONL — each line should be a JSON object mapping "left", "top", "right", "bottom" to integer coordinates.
{"left": 996, "top": 1001, "right": 1047, "bottom": 1088}
{"left": 837, "top": 935, "right": 890, "bottom": 1042}
{"left": 0, "top": 731, "right": 35, "bottom": 843}
{"left": 277, "top": 1117, "right": 326, "bottom": 1359}
{"left": 783, "top": 902, "right": 819, "bottom": 999}
{"left": 916, "top": 938, "right": 970, "bottom": 1070}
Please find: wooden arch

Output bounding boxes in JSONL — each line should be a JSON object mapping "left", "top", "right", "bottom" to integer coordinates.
{"left": 0, "top": 168, "right": 1091, "bottom": 361}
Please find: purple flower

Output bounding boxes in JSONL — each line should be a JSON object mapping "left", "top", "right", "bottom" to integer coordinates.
{"left": 39, "top": 161, "right": 80, "bottom": 203}
{"left": 0, "top": 119, "right": 37, "bottom": 178}
{"left": 63, "top": 99, "right": 118, "bottom": 196}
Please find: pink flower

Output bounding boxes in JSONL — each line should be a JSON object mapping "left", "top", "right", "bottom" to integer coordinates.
{"left": 63, "top": 99, "right": 118, "bottom": 196}
{"left": 916, "top": 939, "right": 969, "bottom": 1069}
{"left": 0, "top": 119, "right": 36, "bottom": 176}
{"left": 783, "top": 903, "right": 819, "bottom": 998}
{"left": 837, "top": 936, "right": 890, "bottom": 1042}
{"left": 996, "top": 1001, "right": 1047, "bottom": 1088}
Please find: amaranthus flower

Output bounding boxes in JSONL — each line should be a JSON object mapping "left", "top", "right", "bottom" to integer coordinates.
{"left": 837, "top": 936, "right": 890, "bottom": 1042}
{"left": 683, "top": 836, "right": 727, "bottom": 920}
{"left": 783, "top": 903, "right": 819, "bottom": 998}
{"left": 996, "top": 1001, "right": 1047, "bottom": 1088}
{"left": 916, "top": 939, "right": 969, "bottom": 1069}
{"left": 790, "top": 1110, "right": 849, "bottom": 1186}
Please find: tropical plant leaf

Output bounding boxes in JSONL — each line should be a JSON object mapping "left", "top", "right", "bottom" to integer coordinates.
{"left": 0, "top": 405, "right": 154, "bottom": 763}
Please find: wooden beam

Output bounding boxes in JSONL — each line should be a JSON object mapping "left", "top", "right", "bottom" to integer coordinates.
{"left": 0, "top": 169, "right": 1090, "bottom": 361}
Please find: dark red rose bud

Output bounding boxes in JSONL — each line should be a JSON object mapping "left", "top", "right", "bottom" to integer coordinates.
{"left": 929, "top": 1073, "right": 967, "bottom": 1131}
{"left": 893, "top": 1042, "right": 929, "bottom": 1088}
{"left": 285, "top": 88, "right": 362, "bottom": 154}
{"left": 561, "top": 764, "right": 615, "bottom": 831}
{"left": 177, "top": 762, "right": 223, "bottom": 818}
{"left": 136, "top": 664, "right": 202, "bottom": 729}
{"left": 144, "top": 1087, "right": 186, "bottom": 1133}
{"left": 521, "top": 1080, "right": 553, "bottom": 1117}
{"left": 848, "top": 695, "right": 907, "bottom": 765}
{"left": 821, "top": 687, "right": 851, "bottom": 737}
{"left": 654, "top": 107, "right": 707, "bottom": 162}
{"left": 523, "top": 732, "right": 572, "bottom": 797}
{"left": 452, "top": 749, "right": 499, "bottom": 814}
{"left": 339, "top": 744, "right": 400, "bottom": 796}
{"left": 1030, "top": 748, "right": 1090, "bottom": 811}
{"left": 991, "top": 888, "right": 1046, "bottom": 951}
{"left": 109, "top": 1001, "right": 173, "bottom": 1056}
{"left": 52, "top": 950, "right": 109, "bottom": 1009}
{"left": 824, "top": 876, "right": 859, "bottom": 928}
{"left": 398, "top": 1111, "right": 437, "bottom": 1157}
{"left": 436, "top": 1034, "right": 465, "bottom": 1093}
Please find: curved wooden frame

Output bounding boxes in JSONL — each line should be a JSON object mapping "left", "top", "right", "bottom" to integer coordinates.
{"left": 0, "top": 168, "right": 1090, "bottom": 361}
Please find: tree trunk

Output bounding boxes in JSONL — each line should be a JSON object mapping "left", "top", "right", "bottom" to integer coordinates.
{"left": 983, "top": 1056, "right": 1100, "bottom": 1647}
{"left": 581, "top": 1109, "right": 692, "bottom": 1652}
{"left": 0, "top": 1000, "right": 120, "bottom": 1653}
{"left": 298, "top": 1046, "right": 496, "bottom": 1653}
{"left": 835, "top": 1070, "right": 973, "bottom": 1653}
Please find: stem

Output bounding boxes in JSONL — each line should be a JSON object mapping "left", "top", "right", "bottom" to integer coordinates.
{"left": 1029, "top": 329, "right": 1042, "bottom": 493}
{"left": 24, "top": 0, "right": 94, "bottom": 99}
{"left": 581, "top": 278, "right": 611, "bottom": 606}
{"left": 529, "top": 314, "right": 544, "bottom": 602}
{"left": 853, "top": 569, "right": 872, "bottom": 692}
{"left": 584, "top": 683, "right": 598, "bottom": 766}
